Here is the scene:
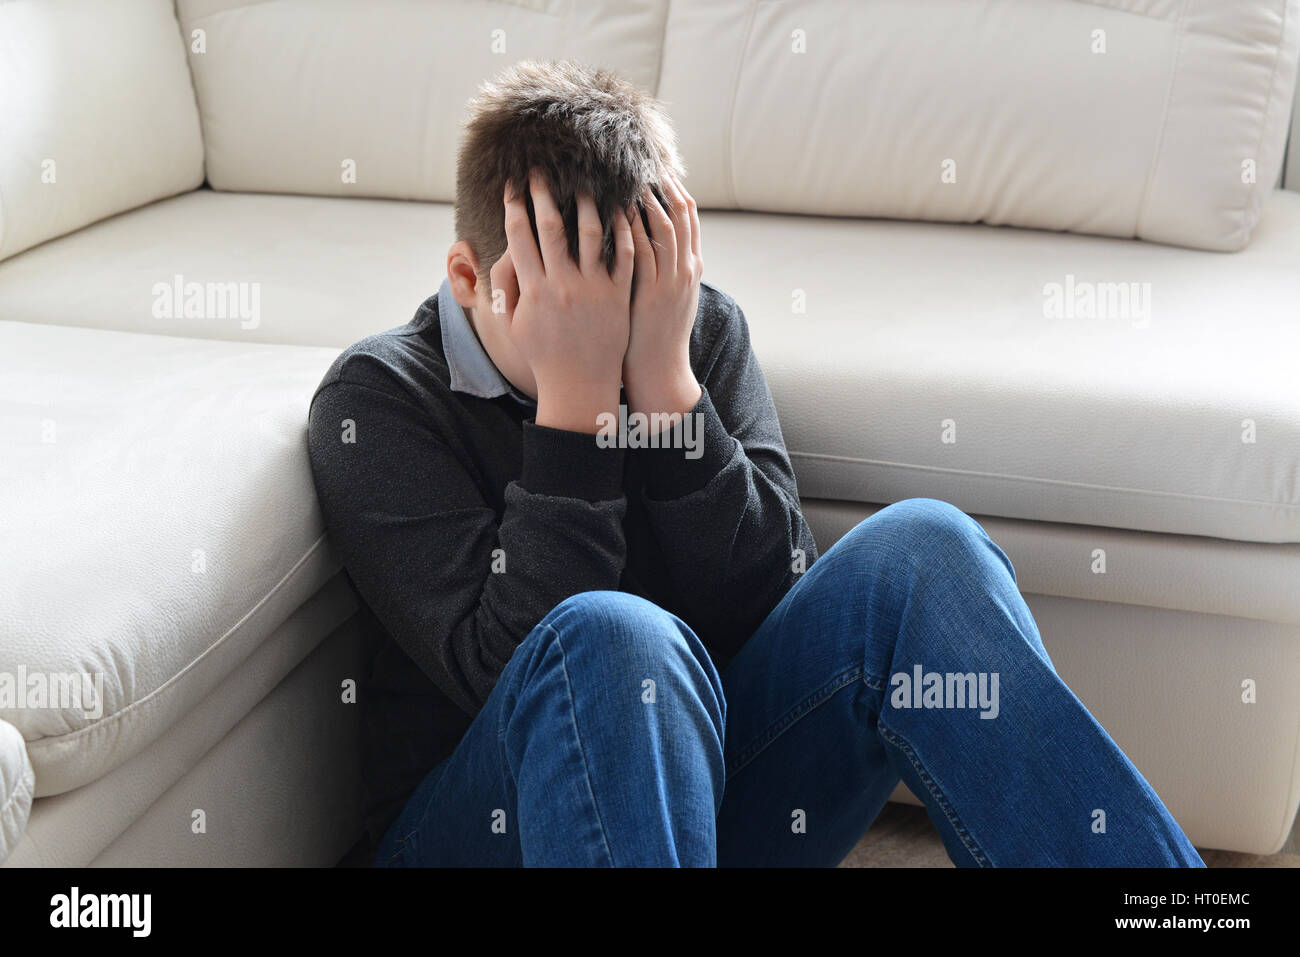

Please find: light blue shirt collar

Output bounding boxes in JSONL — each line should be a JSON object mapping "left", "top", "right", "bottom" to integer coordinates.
{"left": 437, "top": 278, "right": 534, "bottom": 406}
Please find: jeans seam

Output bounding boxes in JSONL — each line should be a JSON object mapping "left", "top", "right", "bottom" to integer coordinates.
{"left": 380, "top": 755, "right": 454, "bottom": 867}
{"left": 727, "top": 665, "right": 866, "bottom": 777}
{"left": 877, "top": 719, "right": 992, "bottom": 867}
{"left": 382, "top": 833, "right": 413, "bottom": 867}
{"left": 549, "top": 624, "right": 617, "bottom": 867}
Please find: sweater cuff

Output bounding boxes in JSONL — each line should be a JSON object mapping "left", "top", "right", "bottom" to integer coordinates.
{"left": 520, "top": 420, "right": 626, "bottom": 502}
{"left": 640, "top": 386, "right": 738, "bottom": 501}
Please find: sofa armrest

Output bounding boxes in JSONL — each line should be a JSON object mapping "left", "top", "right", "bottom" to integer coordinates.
{"left": 0, "top": 719, "right": 34, "bottom": 866}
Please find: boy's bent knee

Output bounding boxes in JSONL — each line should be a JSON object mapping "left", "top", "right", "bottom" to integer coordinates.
{"left": 529, "top": 591, "right": 719, "bottom": 691}
{"left": 819, "top": 498, "right": 1015, "bottom": 588}
{"left": 866, "top": 498, "right": 982, "bottom": 546}
{"left": 541, "top": 590, "right": 668, "bottom": 635}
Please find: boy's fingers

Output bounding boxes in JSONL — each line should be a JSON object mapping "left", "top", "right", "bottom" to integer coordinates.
{"left": 575, "top": 192, "right": 603, "bottom": 275}
{"left": 611, "top": 206, "right": 635, "bottom": 287}
{"left": 642, "top": 185, "right": 676, "bottom": 274}
{"left": 661, "top": 173, "right": 693, "bottom": 274}
{"left": 681, "top": 177, "right": 702, "bottom": 261}
{"left": 503, "top": 182, "right": 543, "bottom": 286}
{"left": 529, "top": 169, "right": 569, "bottom": 273}
{"left": 628, "top": 203, "right": 656, "bottom": 283}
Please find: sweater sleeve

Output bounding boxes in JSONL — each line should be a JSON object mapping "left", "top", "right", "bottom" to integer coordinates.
{"left": 634, "top": 290, "right": 819, "bottom": 661}
{"left": 308, "top": 371, "right": 627, "bottom": 719}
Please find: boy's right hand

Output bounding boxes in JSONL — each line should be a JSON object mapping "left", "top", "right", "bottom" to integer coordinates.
{"left": 492, "top": 170, "right": 634, "bottom": 435}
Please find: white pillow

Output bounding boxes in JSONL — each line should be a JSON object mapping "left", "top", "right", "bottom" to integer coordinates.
{"left": 658, "top": 0, "right": 1300, "bottom": 251}
{"left": 0, "top": 0, "right": 204, "bottom": 262}
{"left": 176, "top": 0, "right": 669, "bottom": 202}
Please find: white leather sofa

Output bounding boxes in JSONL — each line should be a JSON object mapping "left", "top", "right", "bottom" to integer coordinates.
{"left": 2, "top": 0, "right": 1299, "bottom": 865}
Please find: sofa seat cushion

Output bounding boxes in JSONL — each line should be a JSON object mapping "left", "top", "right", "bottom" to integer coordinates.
{"left": 0, "top": 321, "right": 344, "bottom": 795}
{"left": 0, "top": 189, "right": 443, "bottom": 349}
{"left": 702, "top": 190, "right": 1300, "bottom": 544}
{"left": 1, "top": 188, "right": 1296, "bottom": 544}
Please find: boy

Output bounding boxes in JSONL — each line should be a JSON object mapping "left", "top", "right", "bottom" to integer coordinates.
{"left": 307, "top": 60, "right": 1202, "bottom": 867}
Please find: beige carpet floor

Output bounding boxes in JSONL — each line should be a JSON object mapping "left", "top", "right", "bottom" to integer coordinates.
{"left": 841, "top": 802, "right": 1300, "bottom": 868}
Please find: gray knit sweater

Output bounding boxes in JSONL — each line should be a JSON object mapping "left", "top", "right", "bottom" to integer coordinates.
{"left": 307, "top": 281, "right": 817, "bottom": 853}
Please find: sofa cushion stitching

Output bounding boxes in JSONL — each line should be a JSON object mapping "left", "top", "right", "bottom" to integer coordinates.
{"left": 789, "top": 450, "right": 1300, "bottom": 512}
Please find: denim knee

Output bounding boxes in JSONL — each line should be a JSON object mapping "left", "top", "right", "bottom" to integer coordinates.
{"left": 528, "top": 591, "right": 725, "bottom": 718}
{"left": 837, "top": 498, "right": 1015, "bottom": 585}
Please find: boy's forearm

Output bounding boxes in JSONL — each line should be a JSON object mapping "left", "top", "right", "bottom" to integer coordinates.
{"left": 534, "top": 375, "right": 623, "bottom": 434}
{"left": 623, "top": 358, "right": 702, "bottom": 423}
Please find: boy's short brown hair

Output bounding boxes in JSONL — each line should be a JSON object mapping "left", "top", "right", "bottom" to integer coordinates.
{"left": 455, "top": 59, "right": 683, "bottom": 278}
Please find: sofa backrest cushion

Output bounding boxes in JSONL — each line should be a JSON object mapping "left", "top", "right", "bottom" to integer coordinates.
{"left": 175, "top": 0, "right": 669, "bottom": 203}
{"left": 658, "top": 0, "right": 1300, "bottom": 252}
{"left": 0, "top": 0, "right": 204, "bottom": 263}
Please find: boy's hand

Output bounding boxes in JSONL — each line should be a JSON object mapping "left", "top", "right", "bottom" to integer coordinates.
{"left": 623, "top": 171, "right": 703, "bottom": 419}
{"left": 494, "top": 170, "right": 634, "bottom": 434}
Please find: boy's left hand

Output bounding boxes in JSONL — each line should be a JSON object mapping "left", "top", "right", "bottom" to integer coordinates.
{"left": 623, "top": 172, "right": 704, "bottom": 419}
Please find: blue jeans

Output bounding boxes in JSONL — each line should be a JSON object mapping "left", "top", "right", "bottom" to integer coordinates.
{"left": 375, "top": 498, "right": 1204, "bottom": 867}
